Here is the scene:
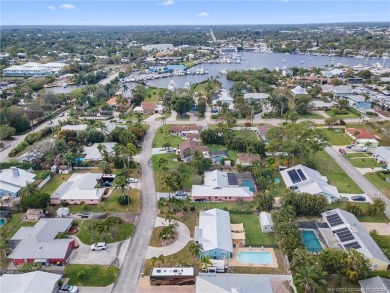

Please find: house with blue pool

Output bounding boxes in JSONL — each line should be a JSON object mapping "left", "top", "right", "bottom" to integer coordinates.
{"left": 194, "top": 208, "right": 233, "bottom": 259}
{"left": 280, "top": 164, "right": 340, "bottom": 203}
{"left": 0, "top": 167, "right": 36, "bottom": 198}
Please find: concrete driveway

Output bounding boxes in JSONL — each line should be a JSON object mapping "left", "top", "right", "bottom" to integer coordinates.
{"left": 339, "top": 193, "right": 373, "bottom": 203}
{"left": 69, "top": 236, "right": 130, "bottom": 267}
{"left": 78, "top": 284, "right": 114, "bottom": 293}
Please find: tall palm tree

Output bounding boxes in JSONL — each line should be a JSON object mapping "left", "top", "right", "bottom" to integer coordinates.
{"left": 188, "top": 242, "right": 203, "bottom": 265}
{"left": 198, "top": 256, "right": 213, "bottom": 272}
{"left": 151, "top": 254, "right": 165, "bottom": 267}
{"left": 160, "top": 173, "right": 178, "bottom": 199}
{"left": 294, "top": 265, "right": 327, "bottom": 293}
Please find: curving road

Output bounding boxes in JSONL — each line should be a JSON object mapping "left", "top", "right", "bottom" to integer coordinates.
{"left": 112, "top": 123, "right": 158, "bottom": 293}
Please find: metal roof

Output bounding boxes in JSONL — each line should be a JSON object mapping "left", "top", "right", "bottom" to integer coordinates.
{"left": 0, "top": 271, "right": 61, "bottom": 293}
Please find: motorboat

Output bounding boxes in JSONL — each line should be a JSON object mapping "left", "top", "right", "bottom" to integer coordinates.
{"left": 282, "top": 60, "right": 286, "bottom": 63}
{"left": 219, "top": 68, "right": 228, "bottom": 75}
{"left": 184, "top": 82, "right": 191, "bottom": 90}
{"left": 300, "top": 61, "right": 304, "bottom": 64}
{"left": 168, "top": 80, "right": 176, "bottom": 91}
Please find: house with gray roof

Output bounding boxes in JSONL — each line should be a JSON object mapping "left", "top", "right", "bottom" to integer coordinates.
{"left": 291, "top": 86, "right": 308, "bottom": 96}
{"left": 194, "top": 208, "right": 233, "bottom": 259}
{"left": 321, "top": 209, "right": 390, "bottom": 271}
{"left": 280, "top": 164, "right": 340, "bottom": 202}
{"left": 372, "top": 146, "right": 390, "bottom": 169}
{"left": 359, "top": 277, "right": 390, "bottom": 293}
{"left": 8, "top": 218, "right": 75, "bottom": 265}
{"left": 343, "top": 95, "right": 371, "bottom": 110}
{"left": 50, "top": 172, "right": 105, "bottom": 205}
{"left": 83, "top": 142, "right": 117, "bottom": 161}
{"left": 0, "top": 271, "right": 62, "bottom": 293}
{"left": 0, "top": 167, "right": 36, "bottom": 198}
{"left": 243, "top": 92, "right": 270, "bottom": 102}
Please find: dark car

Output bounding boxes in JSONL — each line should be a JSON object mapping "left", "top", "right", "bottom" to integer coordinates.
{"left": 175, "top": 190, "right": 187, "bottom": 197}
{"left": 211, "top": 108, "right": 219, "bottom": 113}
{"left": 338, "top": 148, "right": 346, "bottom": 155}
{"left": 346, "top": 145, "right": 354, "bottom": 149}
{"left": 194, "top": 199, "right": 206, "bottom": 202}
{"left": 351, "top": 195, "right": 366, "bottom": 201}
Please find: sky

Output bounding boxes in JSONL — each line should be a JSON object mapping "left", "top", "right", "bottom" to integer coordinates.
{"left": 1, "top": 0, "right": 389, "bottom": 26}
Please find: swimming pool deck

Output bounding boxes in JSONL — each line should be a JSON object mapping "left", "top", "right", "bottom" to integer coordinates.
{"left": 228, "top": 247, "right": 278, "bottom": 268}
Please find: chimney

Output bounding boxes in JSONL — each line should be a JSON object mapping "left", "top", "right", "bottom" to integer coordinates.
{"left": 11, "top": 167, "right": 20, "bottom": 177}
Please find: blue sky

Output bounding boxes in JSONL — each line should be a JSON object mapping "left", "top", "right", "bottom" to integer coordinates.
{"left": 2, "top": 1, "right": 389, "bottom": 25}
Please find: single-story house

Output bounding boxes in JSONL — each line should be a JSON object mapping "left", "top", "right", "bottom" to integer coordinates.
{"left": 280, "top": 164, "right": 340, "bottom": 202}
{"left": 194, "top": 208, "right": 233, "bottom": 259}
{"left": 0, "top": 271, "right": 62, "bottom": 293}
{"left": 169, "top": 125, "right": 203, "bottom": 137}
{"left": 212, "top": 90, "right": 234, "bottom": 109}
{"left": 372, "top": 146, "right": 390, "bottom": 168}
{"left": 291, "top": 86, "right": 308, "bottom": 96}
{"left": 359, "top": 277, "right": 390, "bottom": 293}
{"left": 343, "top": 95, "right": 371, "bottom": 110}
{"left": 58, "top": 165, "right": 72, "bottom": 174}
{"left": 322, "top": 209, "right": 390, "bottom": 271}
{"left": 333, "top": 85, "right": 355, "bottom": 97}
{"left": 321, "top": 69, "right": 345, "bottom": 78}
{"left": 308, "top": 100, "right": 335, "bottom": 110}
{"left": 25, "top": 209, "right": 44, "bottom": 221}
{"left": 140, "top": 101, "right": 161, "bottom": 114}
{"left": 8, "top": 218, "right": 75, "bottom": 265}
{"left": 345, "top": 128, "right": 380, "bottom": 141}
{"left": 356, "top": 138, "right": 379, "bottom": 148}
{"left": 0, "top": 167, "right": 36, "bottom": 198}
{"left": 61, "top": 124, "right": 88, "bottom": 131}
{"left": 191, "top": 170, "right": 254, "bottom": 202}
{"left": 83, "top": 142, "right": 117, "bottom": 161}
{"left": 243, "top": 93, "right": 269, "bottom": 102}
{"left": 50, "top": 172, "right": 105, "bottom": 205}
{"left": 106, "top": 95, "right": 128, "bottom": 110}
{"left": 256, "top": 125, "right": 271, "bottom": 142}
{"left": 178, "top": 140, "right": 209, "bottom": 163}
{"left": 196, "top": 273, "right": 292, "bottom": 293}
{"left": 259, "top": 211, "right": 274, "bottom": 233}
{"left": 231, "top": 223, "right": 246, "bottom": 247}
{"left": 0, "top": 210, "right": 12, "bottom": 225}
{"left": 282, "top": 68, "right": 293, "bottom": 77}
{"left": 236, "top": 153, "right": 261, "bottom": 167}
{"left": 133, "top": 106, "right": 144, "bottom": 114}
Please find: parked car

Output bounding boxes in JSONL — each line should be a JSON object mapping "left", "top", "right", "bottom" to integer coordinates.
{"left": 194, "top": 199, "right": 206, "bottom": 202}
{"left": 338, "top": 148, "right": 346, "bottom": 155}
{"left": 91, "top": 242, "right": 108, "bottom": 251}
{"left": 47, "top": 120, "right": 53, "bottom": 125}
{"left": 59, "top": 285, "right": 78, "bottom": 293}
{"left": 351, "top": 195, "right": 366, "bottom": 202}
{"left": 59, "top": 112, "right": 65, "bottom": 117}
{"left": 211, "top": 108, "right": 219, "bottom": 113}
{"left": 128, "top": 178, "right": 139, "bottom": 183}
{"left": 175, "top": 190, "right": 187, "bottom": 197}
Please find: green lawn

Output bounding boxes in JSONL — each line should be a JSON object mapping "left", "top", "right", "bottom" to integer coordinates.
{"left": 318, "top": 128, "right": 353, "bottom": 146}
{"left": 364, "top": 172, "right": 390, "bottom": 199}
{"left": 230, "top": 213, "right": 277, "bottom": 246}
{"left": 155, "top": 112, "right": 172, "bottom": 121}
{"left": 234, "top": 130, "right": 259, "bottom": 141}
{"left": 345, "top": 154, "right": 381, "bottom": 168}
{"left": 152, "top": 126, "right": 184, "bottom": 147}
{"left": 152, "top": 153, "right": 194, "bottom": 192}
{"left": 325, "top": 109, "right": 359, "bottom": 119}
{"left": 64, "top": 265, "right": 119, "bottom": 287}
{"left": 40, "top": 174, "right": 72, "bottom": 195}
{"left": 330, "top": 201, "right": 389, "bottom": 223}
{"left": 144, "top": 87, "right": 167, "bottom": 102}
{"left": 76, "top": 220, "right": 135, "bottom": 245}
{"left": 313, "top": 151, "right": 363, "bottom": 193}
{"left": 299, "top": 112, "right": 325, "bottom": 119}
{"left": 126, "top": 112, "right": 150, "bottom": 122}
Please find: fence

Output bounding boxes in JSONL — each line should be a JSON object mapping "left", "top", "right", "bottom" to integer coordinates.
{"left": 38, "top": 175, "right": 52, "bottom": 189}
{"left": 73, "top": 167, "right": 99, "bottom": 170}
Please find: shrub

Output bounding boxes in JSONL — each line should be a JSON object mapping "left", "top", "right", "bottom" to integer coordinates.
{"left": 17, "top": 262, "right": 42, "bottom": 273}
{"left": 9, "top": 141, "right": 29, "bottom": 157}
{"left": 377, "top": 172, "right": 386, "bottom": 181}
{"left": 190, "top": 206, "right": 196, "bottom": 212}
{"left": 117, "top": 195, "right": 131, "bottom": 206}
{"left": 183, "top": 206, "right": 188, "bottom": 212}
{"left": 77, "top": 270, "right": 86, "bottom": 279}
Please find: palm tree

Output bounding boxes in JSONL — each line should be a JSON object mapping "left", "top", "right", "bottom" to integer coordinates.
{"left": 294, "top": 265, "right": 327, "bottom": 293}
{"left": 157, "top": 157, "right": 169, "bottom": 171}
{"left": 198, "top": 256, "right": 213, "bottom": 272}
{"left": 160, "top": 173, "right": 179, "bottom": 199}
{"left": 158, "top": 224, "right": 176, "bottom": 242}
{"left": 20, "top": 182, "right": 38, "bottom": 198}
{"left": 188, "top": 242, "right": 203, "bottom": 265}
{"left": 151, "top": 254, "right": 165, "bottom": 267}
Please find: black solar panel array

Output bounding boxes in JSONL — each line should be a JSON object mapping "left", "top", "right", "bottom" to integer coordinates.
{"left": 296, "top": 169, "right": 307, "bottom": 181}
{"left": 343, "top": 241, "right": 361, "bottom": 249}
{"left": 287, "top": 169, "right": 302, "bottom": 184}
{"left": 326, "top": 213, "right": 344, "bottom": 227}
{"left": 227, "top": 173, "right": 238, "bottom": 185}
{"left": 334, "top": 227, "right": 355, "bottom": 243}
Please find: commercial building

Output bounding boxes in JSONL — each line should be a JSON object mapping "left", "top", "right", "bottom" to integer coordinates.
{"left": 3, "top": 62, "right": 65, "bottom": 77}
{"left": 141, "top": 44, "right": 174, "bottom": 52}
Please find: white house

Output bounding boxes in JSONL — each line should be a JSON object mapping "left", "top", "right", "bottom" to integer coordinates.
{"left": 0, "top": 167, "right": 36, "bottom": 198}
{"left": 83, "top": 142, "right": 117, "bottom": 161}
{"left": 61, "top": 124, "right": 88, "bottom": 131}
{"left": 291, "top": 86, "right": 308, "bottom": 96}
{"left": 213, "top": 90, "right": 234, "bottom": 109}
{"left": 0, "top": 271, "right": 62, "bottom": 293}
{"left": 280, "top": 164, "right": 340, "bottom": 202}
{"left": 243, "top": 93, "right": 269, "bottom": 102}
{"left": 50, "top": 172, "right": 105, "bottom": 205}
{"left": 259, "top": 212, "right": 274, "bottom": 233}
{"left": 194, "top": 208, "right": 233, "bottom": 259}
{"left": 372, "top": 146, "right": 390, "bottom": 168}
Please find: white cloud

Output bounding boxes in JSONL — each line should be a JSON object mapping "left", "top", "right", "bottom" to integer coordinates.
{"left": 161, "top": 0, "right": 174, "bottom": 6}
{"left": 60, "top": 4, "right": 75, "bottom": 9}
{"left": 197, "top": 12, "right": 209, "bottom": 17}
{"left": 47, "top": 5, "right": 56, "bottom": 10}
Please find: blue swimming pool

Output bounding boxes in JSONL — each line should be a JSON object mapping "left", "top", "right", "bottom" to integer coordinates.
{"left": 0, "top": 219, "right": 5, "bottom": 227}
{"left": 72, "top": 157, "right": 85, "bottom": 163}
{"left": 241, "top": 180, "right": 255, "bottom": 192}
{"left": 236, "top": 251, "right": 273, "bottom": 265}
{"left": 302, "top": 230, "right": 322, "bottom": 253}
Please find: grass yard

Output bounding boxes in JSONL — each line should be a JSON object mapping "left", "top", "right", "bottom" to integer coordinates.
{"left": 313, "top": 151, "right": 363, "bottom": 194}
{"left": 143, "top": 242, "right": 195, "bottom": 275}
{"left": 234, "top": 130, "right": 259, "bottom": 141}
{"left": 325, "top": 109, "right": 359, "bottom": 119}
{"left": 40, "top": 174, "right": 72, "bottom": 195}
{"left": 330, "top": 201, "right": 389, "bottom": 223}
{"left": 126, "top": 112, "right": 150, "bottom": 122}
{"left": 191, "top": 80, "right": 220, "bottom": 96}
{"left": 76, "top": 219, "right": 135, "bottom": 245}
{"left": 230, "top": 213, "right": 277, "bottom": 246}
{"left": 64, "top": 264, "right": 119, "bottom": 287}
{"left": 364, "top": 172, "right": 390, "bottom": 199}
{"left": 152, "top": 126, "right": 184, "bottom": 147}
{"left": 155, "top": 112, "right": 172, "bottom": 121}
{"left": 318, "top": 128, "right": 353, "bottom": 146}
{"left": 189, "top": 201, "right": 254, "bottom": 212}
{"left": 144, "top": 87, "right": 167, "bottom": 102}
{"left": 149, "top": 227, "right": 165, "bottom": 247}
{"left": 345, "top": 154, "right": 381, "bottom": 168}
{"left": 298, "top": 112, "right": 325, "bottom": 119}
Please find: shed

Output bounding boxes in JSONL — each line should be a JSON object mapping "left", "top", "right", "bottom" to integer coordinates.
{"left": 57, "top": 207, "right": 70, "bottom": 217}
{"left": 259, "top": 211, "right": 274, "bottom": 233}
{"left": 25, "top": 209, "right": 44, "bottom": 221}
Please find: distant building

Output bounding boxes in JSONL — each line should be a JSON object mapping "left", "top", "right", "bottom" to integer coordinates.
{"left": 345, "top": 128, "right": 379, "bottom": 141}
{"left": 61, "top": 124, "right": 88, "bottom": 132}
{"left": 25, "top": 209, "right": 44, "bottom": 221}
{"left": 83, "top": 142, "right": 116, "bottom": 161}
{"left": 3, "top": 62, "right": 65, "bottom": 77}
{"left": 282, "top": 69, "right": 293, "bottom": 76}
{"left": 342, "top": 95, "right": 371, "bottom": 110}
{"left": 0, "top": 167, "right": 36, "bottom": 198}
{"left": 291, "top": 86, "right": 308, "bottom": 96}
{"left": 359, "top": 277, "right": 390, "bottom": 293}
{"left": 178, "top": 140, "right": 209, "bottom": 163}
{"left": 308, "top": 100, "right": 335, "bottom": 110}
{"left": 212, "top": 90, "right": 234, "bottom": 109}
{"left": 141, "top": 44, "right": 174, "bottom": 52}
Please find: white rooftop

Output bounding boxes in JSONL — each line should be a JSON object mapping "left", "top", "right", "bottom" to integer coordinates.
{"left": 84, "top": 142, "right": 116, "bottom": 160}
{"left": 0, "top": 167, "right": 36, "bottom": 196}
{"left": 61, "top": 124, "right": 88, "bottom": 131}
{"left": 260, "top": 212, "right": 273, "bottom": 226}
{"left": 291, "top": 86, "right": 308, "bottom": 95}
{"left": 0, "top": 271, "right": 61, "bottom": 293}
{"left": 243, "top": 93, "right": 270, "bottom": 100}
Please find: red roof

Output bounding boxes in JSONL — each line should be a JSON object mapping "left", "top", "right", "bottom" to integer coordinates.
{"left": 141, "top": 102, "right": 157, "bottom": 111}
{"left": 107, "top": 97, "right": 118, "bottom": 106}
{"left": 345, "top": 128, "right": 379, "bottom": 140}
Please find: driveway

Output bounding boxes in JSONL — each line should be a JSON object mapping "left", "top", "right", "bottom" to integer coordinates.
{"left": 339, "top": 193, "right": 373, "bottom": 203}
{"left": 69, "top": 236, "right": 130, "bottom": 267}
{"left": 361, "top": 222, "right": 390, "bottom": 235}
{"left": 78, "top": 284, "right": 114, "bottom": 293}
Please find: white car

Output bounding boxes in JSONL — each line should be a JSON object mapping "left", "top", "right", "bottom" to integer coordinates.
{"left": 59, "top": 285, "right": 78, "bottom": 293}
{"left": 90, "top": 242, "right": 108, "bottom": 251}
{"left": 128, "top": 178, "right": 139, "bottom": 183}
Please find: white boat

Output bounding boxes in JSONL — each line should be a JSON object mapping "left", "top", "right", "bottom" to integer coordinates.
{"left": 195, "top": 69, "right": 200, "bottom": 75}
{"left": 205, "top": 69, "right": 209, "bottom": 74}
{"left": 307, "top": 57, "right": 312, "bottom": 60}
{"left": 184, "top": 82, "right": 191, "bottom": 90}
{"left": 168, "top": 80, "right": 176, "bottom": 91}
{"left": 300, "top": 61, "right": 304, "bottom": 64}
{"left": 199, "top": 67, "right": 205, "bottom": 74}
{"left": 219, "top": 68, "right": 228, "bottom": 75}
{"left": 285, "top": 53, "right": 289, "bottom": 55}
{"left": 282, "top": 60, "right": 286, "bottom": 63}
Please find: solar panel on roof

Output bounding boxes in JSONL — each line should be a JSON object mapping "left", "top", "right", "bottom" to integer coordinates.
{"left": 287, "top": 169, "right": 302, "bottom": 184}
{"left": 340, "top": 235, "right": 355, "bottom": 242}
{"left": 296, "top": 169, "right": 307, "bottom": 181}
{"left": 343, "top": 241, "right": 361, "bottom": 249}
{"left": 333, "top": 227, "right": 349, "bottom": 233}
{"left": 227, "top": 173, "right": 238, "bottom": 186}
{"left": 326, "top": 214, "right": 344, "bottom": 227}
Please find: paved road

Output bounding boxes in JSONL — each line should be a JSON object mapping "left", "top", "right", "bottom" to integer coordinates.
{"left": 112, "top": 123, "right": 158, "bottom": 293}
{"left": 325, "top": 146, "right": 390, "bottom": 218}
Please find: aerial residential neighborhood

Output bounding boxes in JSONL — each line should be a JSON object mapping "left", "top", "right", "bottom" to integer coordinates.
{"left": 1, "top": 3, "right": 390, "bottom": 293}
